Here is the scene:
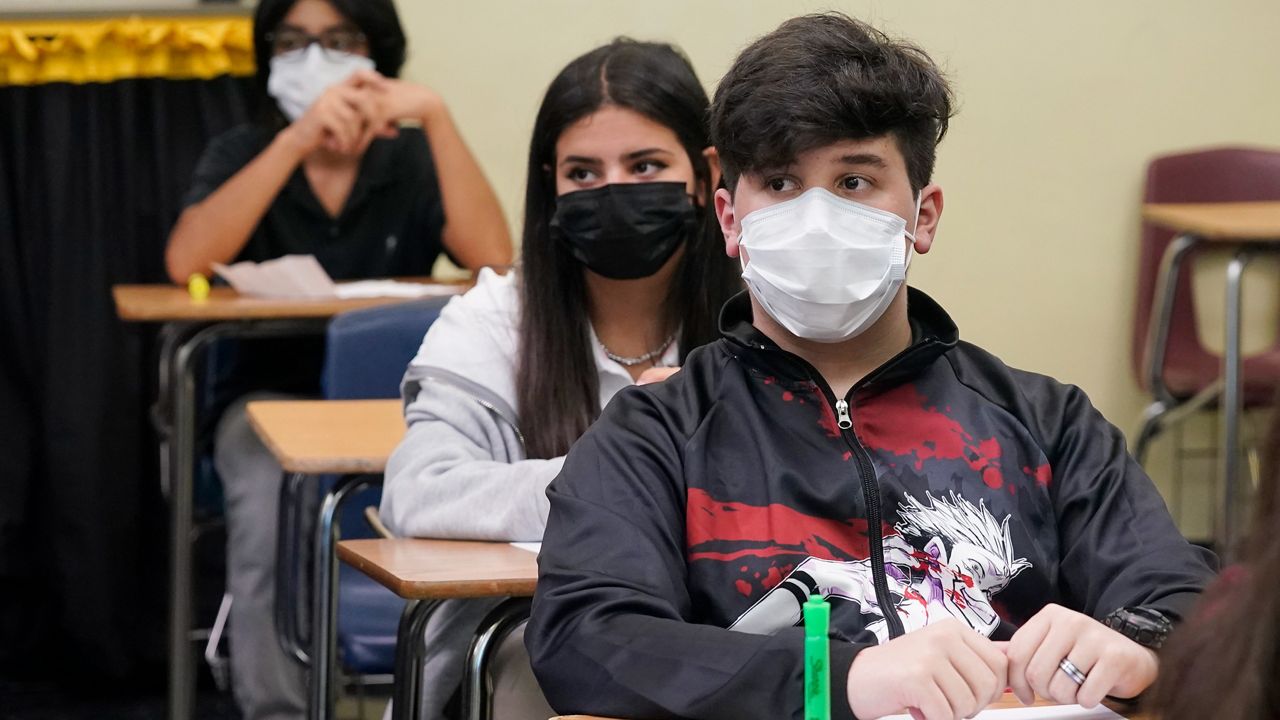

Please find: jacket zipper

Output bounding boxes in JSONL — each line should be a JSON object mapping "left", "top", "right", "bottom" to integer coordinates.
{"left": 835, "top": 398, "right": 905, "bottom": 639}
{"left": 749, "top": 342, "right": 907, "bottom": 640}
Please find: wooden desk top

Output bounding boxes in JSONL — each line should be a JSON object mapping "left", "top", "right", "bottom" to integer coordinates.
{"left": 553, "top": 693, "right": 1149, "bottom": 719}
{"left": 1143, "top": 201, "right": 1280, "bottom": 241}
{"left": 337, "top": 538, "right": 539, "bottom": 599}
{"left": 245, "top": 399, "right": 404, "bottom": 474}
{"left": 112, "top": 279, "right": 463, "bottom": 322}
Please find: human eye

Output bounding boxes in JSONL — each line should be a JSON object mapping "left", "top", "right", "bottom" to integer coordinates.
{"left": 323, "top": 29, "right": 366, "bottom": 53}
{"left": 838, "top": 175, "right": 870, "bottom": 193}
{"left": 633, "top": 159, "right": 668, "bottom": 177}
{"left": 565, "top": 166, "right": 598, "bottom": 185}
{"left": 271, "top": 30, "right": 308, "bottom": 55}
{"left": 762, "top": 175, "right": 798, "bottom": 194}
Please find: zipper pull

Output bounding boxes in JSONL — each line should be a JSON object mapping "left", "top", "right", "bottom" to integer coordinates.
{"left": 835, "top": 399, "right": 853, "bottom": 430}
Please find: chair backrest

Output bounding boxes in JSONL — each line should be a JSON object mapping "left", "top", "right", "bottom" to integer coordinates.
{"left": 1131, "top": 147, "right": 1280, "bottom": 390}
{"left": 322, "top": 296, "right": 451, "bottom": 400}
{"left": 321, "top": 296, "right": 451, "bottom": 538}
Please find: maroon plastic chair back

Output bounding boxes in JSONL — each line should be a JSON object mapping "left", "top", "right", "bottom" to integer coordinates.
{"left": 1131, "top": 147, "right": 1280, "bottom": 398}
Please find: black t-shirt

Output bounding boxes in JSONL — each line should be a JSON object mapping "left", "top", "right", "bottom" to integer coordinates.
{"left": 183, "top": 124, "right": 446, "bottom": 399}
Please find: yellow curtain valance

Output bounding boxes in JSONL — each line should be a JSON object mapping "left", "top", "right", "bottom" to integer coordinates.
{"left": 0, "top": 16, "right": 255, "bottom": 87}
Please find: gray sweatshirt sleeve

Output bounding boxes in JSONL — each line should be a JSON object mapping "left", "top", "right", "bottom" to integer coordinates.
{"left": 379, "top": 369, "right": 564, "bottom": 542}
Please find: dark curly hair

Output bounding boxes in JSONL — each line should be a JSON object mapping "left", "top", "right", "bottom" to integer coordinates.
{"left": 710, "top": 12, "right": 954, "bottom": 193}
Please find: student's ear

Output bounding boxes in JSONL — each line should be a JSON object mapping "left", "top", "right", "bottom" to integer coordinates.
{"left": 701, "top": 146, "right": 722, "bottom": 200}
{"left": 714, "top": 187, "right": 740, "bottom": 258}
{"left": 912, "top": 183, "right": 944, "bottom": 255}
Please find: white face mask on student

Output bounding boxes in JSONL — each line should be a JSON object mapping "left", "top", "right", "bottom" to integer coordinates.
{"left": 266, "top": 44, "right": 375, "bottom": 122}
{"left": 737, "top": 187, "right": 921, "bottom": 343}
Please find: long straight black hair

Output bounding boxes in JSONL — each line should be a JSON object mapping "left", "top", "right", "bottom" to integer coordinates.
{"left": 516, "top": 39, "right": 740, "bottom": 459}
{"left": 250, "top": 0, "right": 407, "bottom": 129}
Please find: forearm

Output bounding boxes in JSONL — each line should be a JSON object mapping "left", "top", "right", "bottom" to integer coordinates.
{"left": 419, "top": 103, "right": 513, "bottom": 270}
{"left": 164, "top": 129, "right": 307, "bottom": 283}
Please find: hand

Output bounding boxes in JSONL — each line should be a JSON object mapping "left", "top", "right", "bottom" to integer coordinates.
{"left": 281, "top": 80, "right": 387, "bottom": 156}
{"left": 846, "top": 619, "right": 1007, "bottom": 720}
{"left": 346, "top": 71, "right": 444, "bottom": 147}
{"left": 1006, "top": 604, "right": 1158, "bottom": 708}
{"left": 637, "top": 366, "right": 680, "bottom": 385}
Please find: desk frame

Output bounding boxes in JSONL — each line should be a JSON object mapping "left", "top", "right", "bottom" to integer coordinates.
{"left": 156, "top": 318, "right": 329, "bottom": 720}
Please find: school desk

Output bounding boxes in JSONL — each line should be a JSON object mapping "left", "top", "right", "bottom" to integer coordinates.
{"left": 1141, "top": 201, "right": 1280, "bottom": 558}
{"left": 113, "top": 281, "right": 456, "bottom": 720}
{"left": 244, "top": 397, "right": 405, "bottom": 720}
{"left": 553, "top": 693, "right": 1153, "bottom": 719}
{"left": 337, "top": 538, "right": 540, "bottom": 720}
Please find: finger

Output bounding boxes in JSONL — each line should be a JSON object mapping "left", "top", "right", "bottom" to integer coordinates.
{"left": 912, "top": 682, "right": 955, "bottom": 720}
{"left": 1075, "top": 655, "right": 1116, "bottom": 709}
{"left": 1025, "top": 623, "right": 1077, "bottom": 704}
{"left": 1006, "top": 615, "right": 1050, "bottom": 705}
{"left": 959, "top": 633, "right": 1009, "bottom": 705}
{"left": 317, "top": 100, "right": 361, "bottom": 150}
{"left": 951, "top": 641, "right": 1003, "bottom": 711}
{"left": 1046, "top": 659, "right": 1083, "bottom": 706}
{"left": 344, "top": 68, "right": 382, "bottom": 88}
{"left": 932, "top": 665, "right": 978, "bottom": 720}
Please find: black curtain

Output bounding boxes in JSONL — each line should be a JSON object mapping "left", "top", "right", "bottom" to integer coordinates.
{"left": 0, "top": 75, "right": 253, "bottom": 686}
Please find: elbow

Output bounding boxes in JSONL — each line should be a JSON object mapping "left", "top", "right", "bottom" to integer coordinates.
{"left": 164, "top": 220, "right": 201, "bottom": 284}
{"left": 164, "top": 248, "right": 192, "bottom": 285}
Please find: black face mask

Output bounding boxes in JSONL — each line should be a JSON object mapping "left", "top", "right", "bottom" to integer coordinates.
{"left": 550, "top": 181, "right": 696, "bottom": 280}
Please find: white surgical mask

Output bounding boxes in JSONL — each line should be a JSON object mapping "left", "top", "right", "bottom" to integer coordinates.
{"left": 266, "top": 44, "right": 375, "bottom": 122}
{"left": 738, "top": 188, "right": 921, "bottom": 343}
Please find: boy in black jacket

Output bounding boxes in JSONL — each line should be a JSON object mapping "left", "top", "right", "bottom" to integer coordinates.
{"left": 527, "top": 13, "right": 1216, "bottom": 720}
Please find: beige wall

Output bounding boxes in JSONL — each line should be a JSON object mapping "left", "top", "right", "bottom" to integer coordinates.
{"left": 395, "top": 0, "right": 1280, "bottom": 455}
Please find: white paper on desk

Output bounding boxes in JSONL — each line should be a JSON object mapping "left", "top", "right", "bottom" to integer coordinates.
{"left": 213, "top": 255, "right": 337, "bottom": 299}
{"left": 510, "top": 542, "right": 542, "bottom": 554}
{"left": 880, "top": 705, "right": 1122, "bottom": 720}
{"left": 334, "top": 280, "right": 463, "bottom": 299}
{"left": 213, "top": 254, "right": 464, "bottom": 300}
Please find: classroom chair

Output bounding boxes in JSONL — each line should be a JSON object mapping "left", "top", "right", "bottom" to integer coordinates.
{"left": 275, "top": 296, "right": 451, "bottom": 719}
{"left": 1131, "top": 147, "right": 1280, "bottom": 518}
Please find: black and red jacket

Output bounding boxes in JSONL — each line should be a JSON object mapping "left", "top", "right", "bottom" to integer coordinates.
{"left": 527, "top": 289, "right": 1217, "bottom": 720}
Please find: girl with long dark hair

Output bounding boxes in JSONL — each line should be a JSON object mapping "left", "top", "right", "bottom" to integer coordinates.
{"left": 169, "top": 1, "right": 510, "bottom": 718}
{"left": 1151, "top": 405, "right": 1280, "bottom": 719}
{"left": 379, "top": 38, "right": 740, "bottom": 718}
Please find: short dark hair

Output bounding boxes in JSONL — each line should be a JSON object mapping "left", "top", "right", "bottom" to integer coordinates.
{"left": 251, "top": 0, "right": 407, "bottom": 127}
{"left": 710, "top": 13, "right": 954, "bottom": 193}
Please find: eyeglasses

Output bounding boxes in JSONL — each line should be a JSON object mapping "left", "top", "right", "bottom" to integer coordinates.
{"left": 266, "top": 27, "right": 368, "bottom": 57}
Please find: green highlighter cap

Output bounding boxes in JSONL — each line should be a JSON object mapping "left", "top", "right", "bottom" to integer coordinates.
{"left": 803, "top": 594, "right": 830, "bottom": 720}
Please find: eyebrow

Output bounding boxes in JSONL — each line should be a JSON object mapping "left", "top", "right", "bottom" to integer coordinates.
{"left": 559, "top": 147, "right": 674, "bottom": 167}
{"left": 836, "top": 153, "right": 887, "bottom": 168}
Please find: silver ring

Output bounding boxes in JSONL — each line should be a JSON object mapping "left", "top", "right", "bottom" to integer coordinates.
{"left": 1058, "top": 658, "right": 1087, "bottom": 686}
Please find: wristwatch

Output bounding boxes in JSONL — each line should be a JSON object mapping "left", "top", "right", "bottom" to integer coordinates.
{"left": 1103, "top": 606, "right": 1173, "bottom": 650}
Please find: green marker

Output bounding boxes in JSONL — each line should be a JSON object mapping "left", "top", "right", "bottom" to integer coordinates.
{"left": 803, "top": 594, "right": 830, "bottom": 720}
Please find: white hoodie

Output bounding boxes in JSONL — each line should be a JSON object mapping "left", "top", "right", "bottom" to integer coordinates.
{"left": 379, "top": 267, "right": 678, "bottom": 541}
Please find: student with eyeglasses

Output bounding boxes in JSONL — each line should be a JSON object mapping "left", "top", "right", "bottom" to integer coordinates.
{"left": 166, "top": 1, "right": 511, "bottom": 718}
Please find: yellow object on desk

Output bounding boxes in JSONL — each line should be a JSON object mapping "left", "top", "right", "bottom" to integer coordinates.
{"left": 186, "top": 274, "right": 210, "bottom": 303}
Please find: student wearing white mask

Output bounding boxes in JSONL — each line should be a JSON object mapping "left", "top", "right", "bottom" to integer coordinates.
{"left": 166, "top": 2, "right": 511, "bottom": 718}
{"left": 528, "top": 13, "right": 1216, "bottom": 720}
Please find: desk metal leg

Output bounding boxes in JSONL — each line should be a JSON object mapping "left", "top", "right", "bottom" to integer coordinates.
{"left": 311, "top": 475, "right": 378, "bottom": 720}
{"left": 391, "top": 599, "right": 441, "bottom": 720}
{"left": 162, "top": 319, "right": 330, "bottom": 720}
{"left": 463, "top": 598, "right": 533, "bottom": 720}
{"left": 277, "top": 472, "right": 312, "bottom": 666}
{"left": 166, "top": 323, "right": 223, "bottom": 720}
{"left": 1220, "top": 250, "right": 1251, "bottom": 559}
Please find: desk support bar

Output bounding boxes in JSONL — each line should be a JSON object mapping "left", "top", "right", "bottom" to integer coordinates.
{"left": 311, "top": 474, "right": 381, "bottom": 720}
{"left": 160, "top": 318, "right": 329, "bottom": 720}
{"left": 463, "top": 597, "right": 533, "bottom": 720}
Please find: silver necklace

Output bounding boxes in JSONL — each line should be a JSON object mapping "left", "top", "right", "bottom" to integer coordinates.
{"left": 599, "top": 333, "right": 677, "bottom": 367}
